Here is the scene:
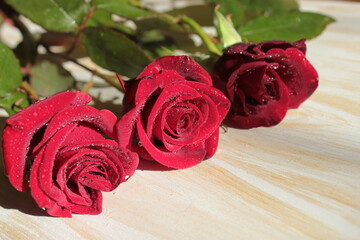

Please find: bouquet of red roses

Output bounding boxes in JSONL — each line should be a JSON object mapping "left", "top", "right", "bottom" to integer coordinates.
{"left": 0, "top": 0, "right": 333, "bottom": 217}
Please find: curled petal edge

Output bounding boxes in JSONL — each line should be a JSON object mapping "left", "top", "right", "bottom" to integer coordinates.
{"left": 2, "top": 91, "right": 91, "bottom": 192}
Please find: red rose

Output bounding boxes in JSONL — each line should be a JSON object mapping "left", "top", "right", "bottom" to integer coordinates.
{"left": 212, "top": 39, "right": 318, "bottom": 128}
{"left": 117, "top": 56, "right": 230, "bottom": 169}
{"left": 219, "top": 61, "right": 289, "bottom": 129}
{"left": 213, "top": 39, "right": 318, "bottom": 108}
{"left": 2, "top": 91, "right": 138, "bottom": 217}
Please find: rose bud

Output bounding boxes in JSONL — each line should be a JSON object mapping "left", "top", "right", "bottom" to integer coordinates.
{"left": 117, "top": 56, "right": 230, "bottom": 169}
{"left": 213, "top": 39, "right": 318, "bottom": 109}
{"left": 2, "top": 91, "right": 138, "bottom": 217}
{"left": 213, "top": 61, "right": 290, "bottom": 129}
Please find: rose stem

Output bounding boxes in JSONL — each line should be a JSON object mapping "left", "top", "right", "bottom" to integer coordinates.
{"left": 20, "top": 81, "right": 39, "bottom": 101}
{"left": 44, "top": 47, "right": 123, "bottom": 92}
{"left": 180, "top": 15, "right": 222, "bottom": 56}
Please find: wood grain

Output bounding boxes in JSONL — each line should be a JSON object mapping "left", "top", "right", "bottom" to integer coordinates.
{"left": 1, "top": 1, "right": 360, "bottom": 239}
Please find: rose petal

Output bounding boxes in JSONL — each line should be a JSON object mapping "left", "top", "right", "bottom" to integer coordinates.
{"left": 224, "top": 42, "right": 255, "bottom": 56}
{"left": 60, "top": 123, "right": 106, "bottom": 147}
{"left": 204, "top": 128, "right": 220, "bottom": 159}
{"left": 117, "top": 70, "right": 191, "bottom": 148}
{"left": 136, "top": 117, "right": 207, "bottom": 169}
{"left": 116, "top": 108, "right": 138, "bottom": 148}
{"left": 66, "top": 191, "right": 102, "bottom": 215}
{"left": 214, "top": 40, "right": 316, "bottom": 110}
{"left": 143, "top": 78, "right": 203, "bottom": 136}
{"left": 225, "top": 62, "right": 290, "bottom": 128}
{"left": 184, "top": 81, "right": 230, "bottom": 122}
{"left": 153, "top": 99, "right": 204, "bottom": 152}
{"left": 119, "top": 56, "right": 230, "bottom": 168}
{"left": 164, "top": 105, "right": 200, "bottom": 138}
{"left": 266, "top": 48, "right": 318, "bottom": 108}
{"left": 57, "top": 154, "right": 112, "bottom": 207}
{"left": 160, "top": 101, "right": 204, "bottom": 147}
{"left": 160, "top": 95, "right": 215, "bottom": 146}
{"left": 139, "top": 81, "right": 227, "bottom": 159}
{"left": 59, "top": 141, "right": 138, "bottom": 180}
{"left": 30, "top": 124, "right": 129, "bottom": 217}
{"left": 59, "top": 156, "right": 103, "bottom": 206}
{"left": 32, "top": 106, "right": 117, "bottom": 154}
{"left": 29, "top": 124, "right": 77, "bottom": 217}
{"left": 136, "top": 56, "right": 212, "bottom": 85}
{"left": 3, "top": 91, "right": 91, "bottom": 192}
{"left": 254, "top": 39, "right": 307, "bottom": 55}
{"left": 56, "top": 148, "right": 120, "bottom": 193}
{"left": 56, "top": 148, "right": 120, "bottom": 190}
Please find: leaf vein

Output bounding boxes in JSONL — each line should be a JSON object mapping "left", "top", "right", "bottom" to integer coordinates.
{"left": 48, "top": 0, "right": 76, "bottom": 26}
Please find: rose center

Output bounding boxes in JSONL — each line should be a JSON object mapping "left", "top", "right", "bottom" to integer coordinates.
{"left": 166, "top": 106, "right": 197, "bottom": 138}
{"left": 234, "top": 64, "right": 281, "bottom": 115}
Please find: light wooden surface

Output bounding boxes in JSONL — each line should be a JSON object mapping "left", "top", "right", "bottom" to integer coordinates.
{"left": 1, "top": 1, "right": 360, "bottom": 239}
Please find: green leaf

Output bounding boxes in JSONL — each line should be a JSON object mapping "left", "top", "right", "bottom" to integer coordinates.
{"left": 138, "top": 30, "right": 177, "bottom": 58}
{"left": 245, "top": 0, "right": 299, "bottom": 13}
{"left": 86, "top": 9, "right": 113, "bottom": 27}
{"left": 214, "top": 8, "right": 242, "bottom": 48}
{"left": 82, "top": 27, "right": 152, "bottom": 78}
{"left": 92, "top": 0, "right": 152, "bottom": 18}
{"left": 136, "top": 14, "right": 210, "bottom": 55}
{"left": 0, "top": 41, "right": 22, "bottom": 97}
{"left": 86, "top": 9, "right": 136, "bottom": 36}
{"left": 5, "top": 0, "right": 87, "bottom": 32}
{"left": 240, "top": 0, "right": 299, "bottom": 24}
{"left": 167, "top": 5, "right": 214, "bottom": 26}
{"left": 207, "top": 0, "right": 299, "bottom": 26}
{"left": 206, "top": 0, "right": 246, "bottom": 27}
{"left": 238, "top": 11, "right": 335, "bottom": 42}
{"left": 134, "top": 14, "right": 185, "bottom": 32}
{"left": 0, "top": 90, "right": 30, "bottom": 115}
{"left": 30, "top": 58, "right": 75, "bottom": 97}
